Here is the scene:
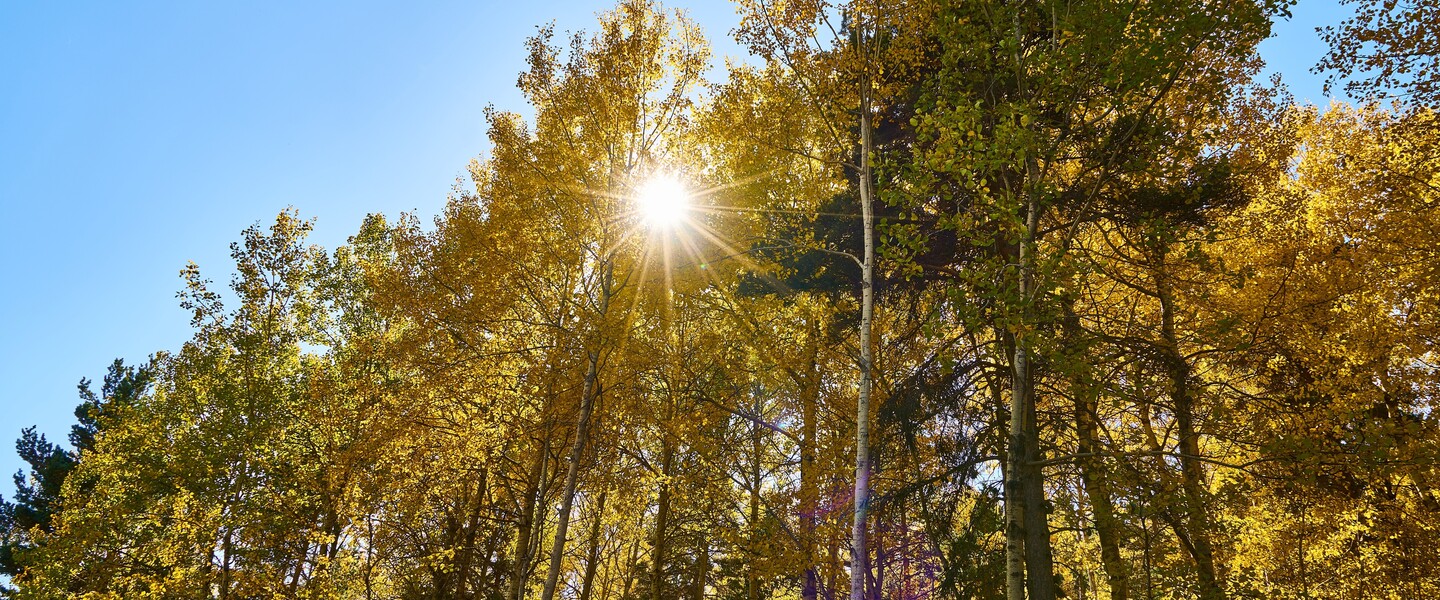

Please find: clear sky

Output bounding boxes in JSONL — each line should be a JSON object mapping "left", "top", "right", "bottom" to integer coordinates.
{"left": 0, "top": 0, "right": 1347, "bottom": 483}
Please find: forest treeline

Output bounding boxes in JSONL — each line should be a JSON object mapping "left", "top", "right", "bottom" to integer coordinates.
{"left": 2, "top": 0, "right": 1437, "bottom": 598}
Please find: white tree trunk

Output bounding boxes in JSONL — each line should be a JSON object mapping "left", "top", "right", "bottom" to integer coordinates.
{"left": 850, "top": 86, "right": 876, "bottom": 600}
{"left": 541, "top": 264, "right": 613, "bottom": 600}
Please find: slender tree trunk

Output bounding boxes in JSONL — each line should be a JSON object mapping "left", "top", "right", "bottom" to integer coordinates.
{"left": 902, "top": 500, "right": 912, "bottom": 600}
{"left": 1059, "top": 302, "right": 1129, "bottom": 600}
{"left": 1140, "top": 504, "right": 1155, "bottom": 600}
{"left": 872, "top": 509, "right": 884, "bottom": 600}
{"left": 1009, "top": 188, "right": 1056, "bottom": 600}
{"left": 433, "top": 513, "right": 462, "bottom": 599}
{"left": 287, "top": 543, "right": 308, "bottom": 594}
{"left": 1075, "top": 393, "right": 1130, "bottom": 600}
{"left": 1155, "top": 253, "right": 1224, "bottom": 600}
{"left": 801, "top": 325, "right": 821, "bottom": 600}
{"left": 1004, "top": 356, "right": 1027, "bottom": 600}
{"left": 325, "top": 504, "right": 344, "bottom": 563}
{"left": 454, "top": 469, "right": 489, "bottom": 599}
{"left": 622, "top": 533, "right": 644, "bottom": 599}
{"left": 299, "top": 503, "right": 341, "bottom": 592}
{"left": 1006, "top": 8, "right": 1032, "bottom": 597}
{"left": 1005, "top": 226, "right": 1040, "bottom": 600}
{"left": 541, "top": 265, "right": 614, "bottom": 600}
{"left": 791, "top": 313, "right": 820, "bottom": 600}
{"left": 516, "top": 307, "right": 565, "bottom": 600}
{"left": 694, "top": 533, "right": 710, "bottom": 600}
{"left": 749, "top": 393, "right": 764, "bottom": 600}
{"left": 851, "top": 68, "right": 877, "bottom": 600}
{"left": 219, "top": 525, "right": 234, "bottom": 600}
{"left": 1021, "top": 363, "right": 1057, "bottom": 600}
{"left": 653, "top": 444, "right": 675, "bottom": 600}
{"left": 1005, "top": 5, "right": 1061, "bottom": 596}
{"left": 579, "top": 490, "right": 608, "bottom": 600}
{"left": 511, "top": 435, "right": 552, "bottom": 600}
{"left": 1022, "top": 331, "right": 1058, "bottom": 590}
{"left": 1137, "top": 395, "right": 1212, "bottom": 592}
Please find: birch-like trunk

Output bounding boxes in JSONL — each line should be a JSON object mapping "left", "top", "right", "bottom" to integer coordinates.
{"left": 872, "top": 504, "right": 884, "bottom": 600}
{"left": 1005, "top": 8, "right": 1031, "bottom": 598}
{"left": 1075, "top": 393, "right": 1130, "bottom": 600}
{"left": 510, "top": 435, "right": 551, "bottom": 600}
{"left": 578, "top": 490, "right": 607, "bottom": 600}
{"left": 541, "top": 265, "right": 613, "bottom": 600}
{"left": 1059, "top": 303, "right": 1129, "bottom": 600}
{"left": 1007, "top": 185, "right": 1057, "bottom": 600}
{"left": 1155, "top": 251, "right": 1224, "bottom": 600}
{"left": 749, "top": 387, "right": 764, "bottom": 600}
{"left": 850, "top": 78, "right": 876, "bottom": 600}
{"left": 1005, "top": 345, "right": 1028, "bottom": 600}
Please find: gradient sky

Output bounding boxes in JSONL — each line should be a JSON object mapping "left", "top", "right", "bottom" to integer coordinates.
{"left": 0, "top": 0, "right": 1347, "bottom": 483}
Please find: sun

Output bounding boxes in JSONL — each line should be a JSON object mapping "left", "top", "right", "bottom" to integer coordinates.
{"left": 635, "top": 173, "right": 690, "bottom": 229}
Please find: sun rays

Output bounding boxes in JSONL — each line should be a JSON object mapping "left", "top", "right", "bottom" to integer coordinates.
{"left": 635, "top": 173, "right": 690, "bottom": 229}
{"left": 583, "top": 166, "right": 845, "bottom": 331}
{"left": 615, "top": 171, "right": 816, "bottom": 325}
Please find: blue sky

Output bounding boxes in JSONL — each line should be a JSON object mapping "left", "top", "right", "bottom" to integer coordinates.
{"left": 0, "top": 0, "right": 1345, "bottom": 482}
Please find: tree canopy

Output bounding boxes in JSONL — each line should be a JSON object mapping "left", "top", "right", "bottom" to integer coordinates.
{"left": 4, "top": 1, "right": 1438, "bottom": 599}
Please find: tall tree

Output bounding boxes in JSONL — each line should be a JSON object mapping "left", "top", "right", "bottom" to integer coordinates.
{"left": 882, "top": 1, "right": 1284, "bottom": 597}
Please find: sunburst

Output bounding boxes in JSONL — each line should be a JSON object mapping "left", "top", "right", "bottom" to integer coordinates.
{"left": 635, "top": 173, "right": 690, "bottom": 230}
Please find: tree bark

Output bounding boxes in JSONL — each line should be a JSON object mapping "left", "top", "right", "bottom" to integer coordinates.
{"left": 872, "top": 508, "right": 884, "bottom": 600}
{"left": 541, "top": 264, "right": 613, "bottom": 600}
{"left": 1006, "top": 5, "right": 1060, "bottom": 596}
{"left": 579, "top": 490, "right": 607, "bottom": 600}
{"left": 1075, "top": 393, "right": 1130, "bottom": 600}
{"left": 801, "top": 315, "right": 822, "bottom": 600}
{"left": 621, "top": 534, "right": 643, "bottom": 599}
{"left": 749, "top": 390, "right": 764, "bottom": 600}
{"left": 693, "top": 533, "right": 709, "bottom": 600}
{"left": 1005, "top": 365, "right": 1027, "bottom": 600}
{"left": 653, "top": 443, "right": 675, "bottom": 600}
{"left": 511, "top": 434, "right": 552, "bottom": 600}
{"left": 219, "top": 524, "right": 234, "bottom": 600}
{"left": 851, "top": 61, "right": 876, "bottom": 600}
{"left": 1009, "top": 175, "right": 1056, "bottom": 600}
{"left": 1058, "top": 301, "right": 1129, "bottom": 600}
{"left": 453, "top": 468, "right": 488, "bottom": 599}
{"left": 1021, "top": 362, "right": 1057, "bottom": 600}
{"left": 1155, "top": 252, "right": 1224, "bottom": 600}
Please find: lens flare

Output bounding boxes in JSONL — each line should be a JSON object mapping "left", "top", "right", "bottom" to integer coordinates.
{"left": 636, "top": 174, "right": 689, "bottom": 228}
